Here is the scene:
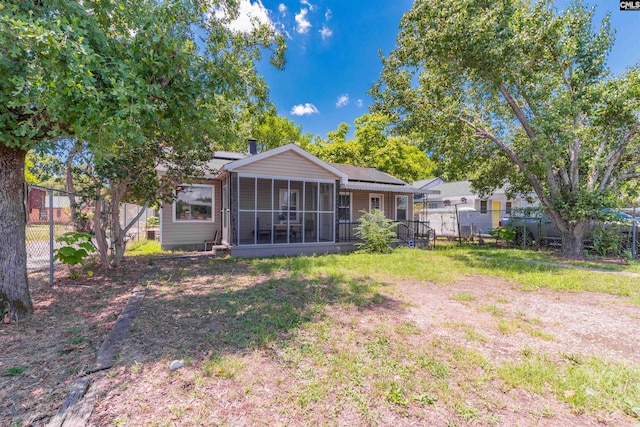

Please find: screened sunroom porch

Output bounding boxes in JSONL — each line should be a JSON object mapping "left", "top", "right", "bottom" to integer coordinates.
{"left": 235, "top": 176, "right": 337, "bottom": 246}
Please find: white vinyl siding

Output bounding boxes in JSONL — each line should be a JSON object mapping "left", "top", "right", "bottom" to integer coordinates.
{"left": 234, "top": 150, "right": 341, "bottom": 180}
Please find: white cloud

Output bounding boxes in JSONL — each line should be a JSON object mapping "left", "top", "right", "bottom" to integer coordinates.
{"left": 319, "top": 25, "right": 332, "bottom": 40}
{"left": 295, "top": 8, "right": 311, "bottom": 34}
{"left": 215, "top": 0, "right": 274, "bottom": 33}
{"left": 278, "top": 3, "right": 287, "bottom": 15}
{"left": 301, "top": 0, "right": 317, "bottom": 12}
{"left": 356, "top": 99, "right": 364, "bottom": 108}
{"left": 290, "top": 103, "right": 319, "bottom": 116}
{"left": 325, "top": 9, "right": 332, "bottom": 20}
{"left": 336, "top": 94, "right": 349, "bottom": 108}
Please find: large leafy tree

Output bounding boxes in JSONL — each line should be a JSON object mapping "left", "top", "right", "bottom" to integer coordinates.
{"left": 372, "top": 0, "right": 640, "bottom": 258}
{"left": 0, "top": 0, "right": 284, "bottom": 319}
{"left": 312, "top": 114, "right": 436, "bottom": 182}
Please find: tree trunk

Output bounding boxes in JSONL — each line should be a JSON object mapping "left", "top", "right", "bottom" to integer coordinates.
{"left": 93, "top": 193, "right": 110, "bottom": 266}
{"left": 0, "top": 144, "right": 33, "bottom": 320}
{"left": 110, "top": 197, "right": 126, "bottom": 268}
{"left": 560, "top": 221, "right": 588, "bottom": 259}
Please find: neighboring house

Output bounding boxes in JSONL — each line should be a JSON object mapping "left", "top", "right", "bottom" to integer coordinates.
{"left": 411, "top": 177, "right": 445, "bottom": 202}
{"left": 158, "top": 143, "right": 437, "bottom": 257}
{"left": 416, "top": 180, "right": 537, "bottom": 238}
{"left": 27, "top": 189, "right": 73, "bottom": 225}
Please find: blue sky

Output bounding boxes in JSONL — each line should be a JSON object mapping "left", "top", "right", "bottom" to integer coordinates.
{"left": 231, "top": 0, "right": 640, "bottom": 140}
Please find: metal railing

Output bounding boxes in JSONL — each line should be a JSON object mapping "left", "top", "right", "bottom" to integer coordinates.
{"left": 338, "top": 220, "right": 434, "bottom": 248}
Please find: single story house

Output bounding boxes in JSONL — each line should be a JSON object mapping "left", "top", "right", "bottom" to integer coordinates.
{"left": 415, "top": 180, "right": 537, "bottom": 238}
{"left": 158, "top": 143, "right": 437, "bottom": 257}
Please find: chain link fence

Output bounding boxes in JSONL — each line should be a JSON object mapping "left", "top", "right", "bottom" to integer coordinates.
{"left": 26, "top": 185, "right": 157, "bottom": 278}
{"left": 420, "top": 205, "right": 640, "bottom": 257}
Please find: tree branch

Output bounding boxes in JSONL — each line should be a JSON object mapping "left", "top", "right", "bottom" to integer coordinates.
{"left": 499, "top": 84, "right": 536, "bottom": 141}
{"left": 453, "top": 113, "right": 552, "bottom": 208}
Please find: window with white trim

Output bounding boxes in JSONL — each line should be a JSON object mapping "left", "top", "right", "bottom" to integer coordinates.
{"left": 174, "top": 185, "right": 214, "bottom": 221}
{"left": 370, "top": 193, "right": 383, "bottom": 212}
{"left": 480, "top": 200, "right": 488, "bottom": 214}
{"left": 505, "top": 201, "right": 512, "bottom": 215}
{"left": 396, "top": 195, "right": 408, "bottom": 221}
{"left": 338, "top": 193, "right": 351, "bottom": 223}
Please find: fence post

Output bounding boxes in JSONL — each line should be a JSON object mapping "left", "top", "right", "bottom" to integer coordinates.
{"left": 49, "top": 188, "right": 54, "bottom": 285}
{"left": 633, "top": 206, "right": 637, "bottom": 259}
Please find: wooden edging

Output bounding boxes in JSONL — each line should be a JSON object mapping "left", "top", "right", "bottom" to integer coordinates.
{"left": 47, "top": 274, "right": 151, "bottom": 427}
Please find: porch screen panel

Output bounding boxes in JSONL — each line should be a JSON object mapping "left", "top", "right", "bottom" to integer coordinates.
{"left": 239, "top": 177, "right": 255, "bottom": 210}
{"left": 319, "top": 183, "right": 334, "bottom": 211}
{"left": 256, "top": 211, "right": 272, "bottom": 244}
{"left": 318, "top": 213, "right": 333, "bottom": 242}
{"left": 256, "top": 179, "right": 272, "bottom": 210}
{"left": 305, "top": 182, "right": 318, "bottom": 211}
{"left": 303, "top": 212, "right": 318, "bottom": 243}
{"left": 274, "top": 180, "right": 288, "bottom": 221}
{"left": 239, "top": 211, "right": 255, "bottom": 245}
{"left": 289, "top": 181, "right": 304, "bottom": 223}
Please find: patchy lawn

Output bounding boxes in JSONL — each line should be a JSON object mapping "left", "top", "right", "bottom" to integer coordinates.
{"left": 2, "top": 247, "right": 640, "bottom": 426}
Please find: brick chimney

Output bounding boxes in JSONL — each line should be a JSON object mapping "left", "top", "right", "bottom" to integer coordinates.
{"left": 248, "top": 138, "right": 258, "bottom": 155}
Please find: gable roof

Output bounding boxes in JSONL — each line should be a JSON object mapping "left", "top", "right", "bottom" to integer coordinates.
{"left": 412, "top": 177, "right": 444, "bottom": 189}
{"left": 429, "top": 181, "right": 507, "bottom": 199}
{"left": 223, "top": 143, "right": 348, "bottom": 181}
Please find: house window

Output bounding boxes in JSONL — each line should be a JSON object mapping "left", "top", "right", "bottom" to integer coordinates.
{"left": 279, "top": 189, "right": 300, "bottom": 223}
{"left": 396, "top": 195, "right": 408, "bottom": 221}
{"left": 480, "top": 200, "right": 488, "bottom": 214}
{"left": 428, "top": 202, "right": 439, "bottom": 209}
{"left": 505, "top": 201, "right": 512, "bottom": 215}
{"left": 56, "top": 209, "right": 62, "bottom": 218}
{"left": 338, "top": 193, "right": 351, "bottom": 223}
{"left": 174, "top": 184, "right": 214, "bottom": 221}
{"left": 39, "top": 209, "right": 47, "bottom": 221}
{"left": 370, "top": 194, "right": 383, "bottom": 212}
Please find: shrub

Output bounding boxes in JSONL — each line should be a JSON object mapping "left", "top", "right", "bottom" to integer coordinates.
{"left": 54, "top": 231, "right": 95, "bottom": 268}
{"left": 592, "top": 228, "right": 621, "bottom": 256}
{"left": 354, "top": 209, "right": 397, "bottom": 253}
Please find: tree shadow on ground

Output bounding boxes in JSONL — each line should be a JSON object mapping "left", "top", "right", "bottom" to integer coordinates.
{"left": 124, "top": 257, "right": 403, "bottom": 363}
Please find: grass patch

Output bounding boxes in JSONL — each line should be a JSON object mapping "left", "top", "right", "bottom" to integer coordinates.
{"left": 497, "top": 318, "right": 554, "bottom": 341}
{"left": 125, "top": 239, "right": 167, "bottom": 256}
{"left": 3, "top": 366, "right": 29, "bottom": 377}
{"left": 480, "top": 303, "right": 505, "bottom": 317}
{"left": 250, "top": 247, "right": 640, "bottom": 304}
{"left": 498, "top": 352, "right": 640, "bottom": 419}
{"left": 201, "top": 354, "right": 246, "bottom": 378}
{"left": 452, "top": 293, "right": 477, "bottom": 302}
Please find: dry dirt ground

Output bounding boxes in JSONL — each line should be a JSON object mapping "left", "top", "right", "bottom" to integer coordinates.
{"left": 2, "top": 255, "right": 640, "bottom": 426}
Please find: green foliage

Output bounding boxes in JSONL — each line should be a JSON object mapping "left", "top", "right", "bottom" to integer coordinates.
{"left": 245, "top": 112, "right": 312, "bottom": 153}
{"left": 311, "top": 114, "right": 436, "bottom": 182}
{"left": 2, "top": 366, "right": 28, "bottom": 377}
{"left": 489, "top": 226, "right": 516, "bottom": 242}
{"left": 373, "top": 0, "right": 640, "bottom": 257}
{"left": 54, "top": 232, "right": 95, "bottom": 266}
{"left": 591, "top": 228, "right": 621, "bottom": 256}
{"left": 146, "top": 216, "right": 159, "bottom": 228}
{"left": 125, "top": 239, "right": 165, "bottom": 256}
{"left": 354, "top": 209, "right": 397, "bottom": 253}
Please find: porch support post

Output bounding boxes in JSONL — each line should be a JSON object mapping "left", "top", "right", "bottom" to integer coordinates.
{"left": 230, "top": 173, "right": 238, "bottom": 246}
{"left": 335, "top": 180, "right": 340, "bottom": 242}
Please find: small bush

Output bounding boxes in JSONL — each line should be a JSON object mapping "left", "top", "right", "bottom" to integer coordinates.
{"left": 54, "top": 232, "right": 95, "bottom": 266}
{"left": 354, "top": 209, "right": 396, "bottom": 253}
{"left": 592, "top": 228, "right": 621, "bottom": 256}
